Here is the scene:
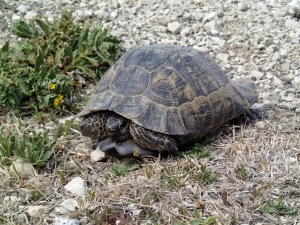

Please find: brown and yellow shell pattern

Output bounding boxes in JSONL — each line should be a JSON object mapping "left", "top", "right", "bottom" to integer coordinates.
{"left": 78, "top": 44, "right": 258, "bottom": 144}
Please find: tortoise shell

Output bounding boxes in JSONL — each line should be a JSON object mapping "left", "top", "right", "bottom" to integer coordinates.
{"left": 78, "top": 44, "right": 258, "bottom": 139}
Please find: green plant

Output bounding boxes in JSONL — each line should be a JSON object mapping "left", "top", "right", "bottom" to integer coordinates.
{"left": 173, "top": 209, "right": 217, "bottom": 225}
{"left": 0, "top": 11, "right": 121, "bottom": 112}
{"left": 14, "top": 131, "right": 54, "bottom": 166}
{"left": 55, "top": 119, "right": 77, "bottom": 137}
{"left": 191, "top": 165, "right": 216, "bottom": 185}
{"left": 185, "top": 143, "right": 212, "bottom": 159}
{"left": 235, "top": 166, "right": 247, "bottom": 180}
{"left": 109, "top": 162, "right": 140, "bottom": 177}
{"left": 160, "top": 162, "right": 183, "bottom": 188}
{"left": 258, "top": 196, "right": 298, "bottom": 215}
{"left": 0, "top": 127, "right": 55, "bottom": 167}
{"left": 0, "top": 130, "right": 16, "bottom": 165}
{"left": 31, "top": 189, "right": 43, "bottom": 201}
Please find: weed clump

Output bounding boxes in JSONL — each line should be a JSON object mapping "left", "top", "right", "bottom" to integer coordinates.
{"left": 0, "top": 11, "right": 121, "bottom": 112}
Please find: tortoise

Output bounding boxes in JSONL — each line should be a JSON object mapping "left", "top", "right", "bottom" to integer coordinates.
{"left": 78, "top": 44, "right": 258, "bottom": 156}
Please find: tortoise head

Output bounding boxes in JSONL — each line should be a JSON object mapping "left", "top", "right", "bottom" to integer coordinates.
{"left": 106, "top": 114, "right": 130, "bottom": 141}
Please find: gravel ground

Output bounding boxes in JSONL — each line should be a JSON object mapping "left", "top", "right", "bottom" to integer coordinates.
{"left": 0, "top": 0, "right": 300, "bottom": 224}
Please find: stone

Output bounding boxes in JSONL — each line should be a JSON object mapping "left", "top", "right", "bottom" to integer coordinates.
{"left": 265, "top": 45, "right": 275, "bottom": 54}
{"left": 250, "top": 70, "right": 264, "bottom": 80}
{"left": 110, "top": 11, "right": 118, "bottom": 20}
{"left": 91, "top": 146, "right": 107, "bottom": 162}
{"left": 64, "top": 177, "right": 86, "bottom": 197}
{"left": 217, "top": 53, "right": 229, "bottom": 62}
{"left": 203, "top": 12, "right": 216, "bottom": 22}
{"left": 281, "top": 63, "right": 290, "bottom": 71}
{"left": 54, "top": 217, "right": 80, "bottom": 225}
{"left": 285, "top": 19, "right": 300, "bottom": 30}
{"left": 27, "top": 206, "right": 49, "bottom": 218}
{"left": 204, "top": 20, "right": 220, "bottom": 35}
{"left": 55, "top": 199, "right": 79, "bottom": 214}
{"left": 238, "top": 0, "right": 249, "bottom": 11}
{"left": 10, "top": 159, "right": 36, "bottom": 178}
{"left": 24, "top": 11, "right": 38, "bottom": 20}
{"left": 281, "top": 94, "right": 294, "bottom": 102}
{"left": 278, "top": 102, "right": 296, "bottom": 110}
{"left": 167, "top": 21, "right": 181, "bottom": 34}
{"left": 16, "top": 4, "right": 28, "bottom": 13}
{"left": 12, "top": 14, "right": 21, "bottom": 21}
{"left": 180, "top": 27, "right": 191, "bottom": 36}
{"left": 272, "top": 76, "right": 283, "bottom": 87}
{"left": 292, "top": 76, "right": 300, "bottom": 92}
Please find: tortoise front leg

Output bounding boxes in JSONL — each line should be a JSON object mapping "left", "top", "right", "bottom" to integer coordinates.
{"left": 129, "top": 124, "right": 178, "bottom": 152}
{"left": 99, "top": 137, "right": 158, "bottom": 156}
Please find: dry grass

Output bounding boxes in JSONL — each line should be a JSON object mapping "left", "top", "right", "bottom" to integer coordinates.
{"left": 0, "top": 108, "right": 299, "bottom": 224}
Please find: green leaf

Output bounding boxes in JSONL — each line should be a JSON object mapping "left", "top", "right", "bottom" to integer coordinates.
{"left": 193, "top": 209, "right": 202, "bottom": 220}
{"left": 34, "top": 18, "right": 50, "bottom": 34}
{"left": 78, "top": 22, "right": 90, "bottom": 53}
{"left": 48, "top": 66, "right": 58, "bottom": 79}
{"left": 0, "top": 42, "right": 9, "bottom": 60}
{"left": 38, "top": 65, "right": 48, "bottom": 79}
{"left": 35, "top": 48, "right": 45, "bottom": 72}
{"left": 12, "top": 20, "right": 37, "bottom": 38}
{"left": 63, "top": 43, "right": 73, "bottom": 61}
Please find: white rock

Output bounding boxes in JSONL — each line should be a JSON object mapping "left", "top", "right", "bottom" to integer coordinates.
{"left": 266, "top": 45, "right": 275, "bottom": 54}
{"left": 278, "top": 102, "right": 296, "bottom": 110}
{"left": 250, "top": 70, "right": 264, "bottom": 80}
{"left": 180, "top": 27, "right": 191, "bottom": 36}
{"left": 285, "top": 19, "right": 300, "bottom": 30}
{"left": 83, "top": 10, "right": 93, "bottom": 17}
{"left": 204, "top": 20, "right": 220, "bottom": 35}
{"left": 281, "top": 63, "right": 290, "bottom": 71}
{"left": 91, "top": 146, "right": 107, "bottom": 162}
{"left": 78, "top": 2, "right": 87, "bottom": 7}
{"left": 55, "top": 199, "right": 79, "bottom": 214}
{"left": 27, "top": 206, "right": 48, "bottom": 218}
{"left": 64, "top": 177, "right": 86, "bottom": 197}
{"left": 55, "top": 217, "right": 80, "bottom": 225}
{"left": 16, "top": 4, "right": 28, "bottom": 13}
{"left": 122, "top": 41, "right": 133, "bottom": 50}
{"left": 110, "top": 11, "right": 118, "bottom": 20}
{"left": 12, "top": 14, "right": 21, "bottom": 20}
{"left": 24, "top": 11, "right": 38, "bottom": 20}
{"left": 281, "top": 94, "right": 294, "bottom": 102}
{"left": 167, "top": 21, "right": 181, "bottom": 34}
{"left": 73, "top": 10, "right": 84, "bottom": 19}
{"left": 217, "top": 53, "right": 229, "bottom": 62}
{"left": 10, "top": 159, "right": 36, "bottom": 178}
{"left": 292, "top": 76, "right": 300, "bottom": 92}
{"left": 255, "top": 121, "right": 265, "bottom": 130}
{"left": 58, "top": 116, "right": 75, "bottom": 124}
{"left": 211, "top": 37, "right": 226, "bottom": 46}
{"left": 203, "top": 12, "right": 216, "bottom": 22}
{"left": 273, "top": 76, "right": 283, "bottom": 86}
{"left": 290, "top": 32, "right": 300, "bottom": 44}
{"left": 238, "top": 0, "right": 249, "bottom": 11}
{"left": 194, "top": 11, "right": 203, "bottom": 21}
{"left": 280, "top": 49, "right": 288, "bottom": 57}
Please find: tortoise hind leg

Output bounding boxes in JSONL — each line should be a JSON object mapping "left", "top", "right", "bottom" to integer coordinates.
{"left": 129, "top": 123, "right": 178, "bottom": 152}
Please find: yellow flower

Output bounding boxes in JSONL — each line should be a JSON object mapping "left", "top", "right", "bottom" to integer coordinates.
{"left": 53, "top": 94, "right": 63, "bottom": 108}
{"left": 49, "top": 83, "right": 56, "bottom": 90}
{"left": 53, "top": 98, "right": 60, "bottom": 108}
{"left": 57, "top": 94, "right": 63, "bottom": 101}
